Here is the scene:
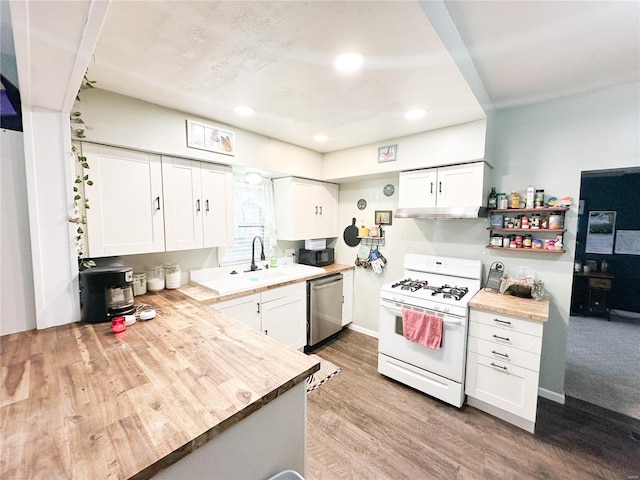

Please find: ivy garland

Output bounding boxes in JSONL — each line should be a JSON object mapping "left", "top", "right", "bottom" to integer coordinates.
{"left": 71, "top": 74, "right": 96, "bottom": 269}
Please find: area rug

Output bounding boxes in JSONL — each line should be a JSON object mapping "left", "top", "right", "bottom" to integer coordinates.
{"left": 306, "top": 354, "right": 341, "bottom": 393}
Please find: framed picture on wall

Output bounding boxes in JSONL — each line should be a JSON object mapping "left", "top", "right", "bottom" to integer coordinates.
{"left": 585, "top": 210, "right": 616, "bottom": 254}
{"left": 375, "top": 210, "right": 393, "bottom": 225}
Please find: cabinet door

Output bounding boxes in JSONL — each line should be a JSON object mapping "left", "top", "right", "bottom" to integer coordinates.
{"left": 465, "top": 351, "right": 540, "bottom": 422}
{"left": 315, "top": 182, "right": 339, "bottom": 238}
{"left": 213, "top": 294, "right": 260, "bottom": 331}
{"left": 162, "top": 156, "right": 203, "bottom": 251}
{"left": 201, "top": 163, "right": 233, "bottom": 247}
{"left": 398, "top": 170, "right": 437, "bottom": 208}
{"left": 261, "top": 286, "right": 306, "bottom": 350}
{"left": 437, "top": 162, "right": 485, "bottom": 208}
{"left": 83, "top": 144, "right": 164, "bottom": 257}
{"left": 341, "top": 269, "right": 354, "bottom": 326}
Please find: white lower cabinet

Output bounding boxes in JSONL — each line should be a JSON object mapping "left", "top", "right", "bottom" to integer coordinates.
{"left": 465, "top": 308, "right": 544, "bottom": 433}
{"left": 213, "top": 283, "right": 306, "bottom": 350}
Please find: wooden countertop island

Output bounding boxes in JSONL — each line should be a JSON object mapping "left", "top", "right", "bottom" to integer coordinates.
{"left": 0, "top": 289, "right": 320, "bottom": 479}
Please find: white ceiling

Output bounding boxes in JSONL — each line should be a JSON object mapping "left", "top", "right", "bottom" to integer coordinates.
{"left": 6, "top": 1, "right": 640, "bottom": 154}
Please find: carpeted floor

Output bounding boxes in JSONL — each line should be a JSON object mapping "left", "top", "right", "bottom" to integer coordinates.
{"left": 565, "top": 312, "right": 640, "bottom": 420}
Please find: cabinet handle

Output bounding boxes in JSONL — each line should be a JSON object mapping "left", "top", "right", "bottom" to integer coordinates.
{"left": 155, "top": 196, "right": 161, "bottom": 211}
{"left": 494, "top": 318, "right": 511, "bottom": 325}
{"left": 257, "top": 302, "right": 260, "bottom": 314}
{"left": 264, "top": 329, "right": 268, "bottom": 336}
{"left": 430, "top": 182, "right": 434, "bottom": 194}
{"left": 491, "top": 362, "right": 508, "bottom": 370}
{"left": 439, "top": 181, "right": 442, "bottom": 194}
{"left": 492, "top": 334, "right": 510, "bottom": 341}
{"left": 315, "top": 206, "right": 318, "bottom": 215}
{"left": 205, "top": 199, "right": 210, "bottom": 212}
{"left": 491, "top": 350, "right": 509, "bottom": 358}
{"left": 196, "top": 199, "right": 201, "bottom": 212}
{"left": 319, "top": 206, "right": 322, "bottom": 215}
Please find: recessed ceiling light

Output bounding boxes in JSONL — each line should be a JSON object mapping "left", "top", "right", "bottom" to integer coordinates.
{"left": 233, "top": 105, "right": 255, "bottom": 116}
{"left": 334, "top": 51, "right": 364, "bottom": 74}
{"left": 405, "top": 108, "right": 427, "bottom": 119}
{"left": 313, "top": 134, "right": 328, "bottom": 142}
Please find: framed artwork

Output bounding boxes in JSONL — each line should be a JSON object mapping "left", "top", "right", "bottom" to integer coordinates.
{"left": 375, "top": 210, "right": 393, "bottom": 225}
{"left": 378, "top": 144, "right": 397, "bottom": 163}
{"left": 585, "top": 210, "right": 616, "bottom": 254}
{"left": 186, "top": 119, "right": 235, "bottom": 156}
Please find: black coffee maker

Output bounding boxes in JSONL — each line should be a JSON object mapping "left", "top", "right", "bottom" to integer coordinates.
{"left": 80, "top": 267, "right": 135, "bottom": 323}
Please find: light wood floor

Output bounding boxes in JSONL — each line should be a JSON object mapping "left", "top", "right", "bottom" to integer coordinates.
{"left": 306, "top": 329, "right": 640, "bottom": 480}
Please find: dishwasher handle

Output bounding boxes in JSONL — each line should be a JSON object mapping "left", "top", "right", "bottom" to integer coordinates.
{"left": 311, "top": 280, "right": 341, "bottom": 291}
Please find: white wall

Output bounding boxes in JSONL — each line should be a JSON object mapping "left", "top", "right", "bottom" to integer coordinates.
{"left": 79, "top": 89, "right": 324, "bottom": 179}
{"left": 336, "top": 82, "right": 639, "bottom": 398}
{"left": 1, "top": 129, "right": 36, "bottom": 334}
{"left": 323, "top": 119, "right": 487, "bottom": 182}
{"left": 485, "top": 82, "right": 639, "bottom": 396}
{"left": 335, "top": 176, "right": 488, "bottom": 334}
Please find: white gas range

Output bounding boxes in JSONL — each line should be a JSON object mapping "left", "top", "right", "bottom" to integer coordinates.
{"left": 378, "top": 254, "right": 482, "bottom": 407}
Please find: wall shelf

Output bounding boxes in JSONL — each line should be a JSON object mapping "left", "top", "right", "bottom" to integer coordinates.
{"left": 485, "top": 245, "right": 565, "bottom": 253}
{"left": 358, "top": 236, "right": 385, "bottom": 247}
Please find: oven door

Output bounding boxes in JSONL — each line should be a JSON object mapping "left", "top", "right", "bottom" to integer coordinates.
{"left": 378, "top": 299, "right": 468, "bottom": 383}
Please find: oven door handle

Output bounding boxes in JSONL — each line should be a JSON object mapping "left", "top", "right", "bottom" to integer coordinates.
{"left": 381, "top": 301, "right": 464, "bottom": 325}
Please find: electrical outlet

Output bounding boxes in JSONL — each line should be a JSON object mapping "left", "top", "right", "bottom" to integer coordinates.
{"left": 285, "top": 249, "right": 295, "bottom": 258}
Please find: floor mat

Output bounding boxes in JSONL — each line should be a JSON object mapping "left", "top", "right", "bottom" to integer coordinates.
{"left": 306, "top": 354, "right": 341, "bottom": 393}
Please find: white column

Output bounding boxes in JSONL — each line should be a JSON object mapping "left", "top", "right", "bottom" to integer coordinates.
{"left": 21, "top": 107, "right": 80, "bottom": 329}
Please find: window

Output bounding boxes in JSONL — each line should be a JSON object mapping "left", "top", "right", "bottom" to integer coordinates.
{"left": 219, "top": 174, "right": 276, "bottom": 266}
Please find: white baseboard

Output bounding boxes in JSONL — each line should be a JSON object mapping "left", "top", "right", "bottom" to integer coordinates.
{"left": 538, "top": 387, "right": 565, "bottom": 404}
{"left": 610, "top": 309, "right": 640, "bottom": 319}
{"left": 348, "top": 323, "right": 379, "bottom": 339}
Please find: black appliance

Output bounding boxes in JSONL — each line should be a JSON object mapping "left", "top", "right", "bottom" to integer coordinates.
{"left": 80, "top": 267, "right": 135, "bottom": 323}
{"left": 298, "top": 248, "right": 334, "bottom": 267}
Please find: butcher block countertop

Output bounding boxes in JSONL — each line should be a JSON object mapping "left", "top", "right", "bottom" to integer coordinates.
{"left": 179, "top": 263, "right": 355, "bottom": 305}
{"left": 0, "top": 289, "right": 320, "bottom": 479}
{"left": 469, "top": 289, "right": 550, "bottom": 322}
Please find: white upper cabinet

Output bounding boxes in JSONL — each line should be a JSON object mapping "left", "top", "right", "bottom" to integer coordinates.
{"left": 398, "top": 162, "right": 487, "bottom": 209}
{"left": 273, "top": 177, "right": 339, "bottom": 240}
{"left": 162, "top": 157, "right": 233, "bottom": 251}
{"left": 83, "top": 144, "right": 165, "bottom": 257}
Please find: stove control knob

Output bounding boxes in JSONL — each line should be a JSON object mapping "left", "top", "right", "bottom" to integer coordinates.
{"left": 442, "top": 305, "right": 450, "bottom": 313}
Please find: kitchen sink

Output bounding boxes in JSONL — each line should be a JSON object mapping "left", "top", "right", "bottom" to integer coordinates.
{"left": 190, "top": 263, "right": 326, "bottom": 296}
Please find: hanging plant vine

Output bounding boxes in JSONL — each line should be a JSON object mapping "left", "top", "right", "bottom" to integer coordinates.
{"left": 70, "top": 73, "right": 97, "bottom": 269}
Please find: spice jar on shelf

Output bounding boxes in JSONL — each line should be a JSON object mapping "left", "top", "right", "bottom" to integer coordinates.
{"left": 146, "top": 265, "right": 165, "bottom": 292}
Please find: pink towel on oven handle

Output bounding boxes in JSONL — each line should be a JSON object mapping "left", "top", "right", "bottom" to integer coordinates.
{"left": 402, "top": 309, "right": 443, "bottom": 350}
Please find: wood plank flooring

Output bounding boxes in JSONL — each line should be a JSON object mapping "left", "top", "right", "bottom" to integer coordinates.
{"left": 306, "top": 329, "right": 640, "bottom": 480}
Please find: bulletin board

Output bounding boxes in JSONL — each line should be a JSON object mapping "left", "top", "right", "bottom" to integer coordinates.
{"left": 614, "top": 230, "right": 640, "bottom": 255}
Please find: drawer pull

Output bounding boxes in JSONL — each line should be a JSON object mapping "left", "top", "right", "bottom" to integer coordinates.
{"left": 491, "top": 362, "right": 508, "bottom": 370}
{"left": 491, "top": 350, "right": 509, "bottom": 358}
{"left": 494, "top": 318, "right": 511, "bottom": 325}
{"left": 492, "top": 334, "right": 510, "bottom": 341}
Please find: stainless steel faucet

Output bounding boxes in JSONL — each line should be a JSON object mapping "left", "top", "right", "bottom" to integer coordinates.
{"left": 250, "top": 236, "right": 265, "bottom": 271}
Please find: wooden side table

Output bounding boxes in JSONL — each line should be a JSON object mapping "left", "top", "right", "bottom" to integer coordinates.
{"left": 573, "top": 271, "right": 614, "bottom": 319}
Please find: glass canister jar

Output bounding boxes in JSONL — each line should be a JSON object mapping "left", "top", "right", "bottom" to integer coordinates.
{"left": 146, "top": 265, "right": 165, "bottom": 292}
{"left": 133, "top": 273, "right": 147, "bottom": 296}
{"left": 165, "top": 262, "right": 181, "bottom": 289}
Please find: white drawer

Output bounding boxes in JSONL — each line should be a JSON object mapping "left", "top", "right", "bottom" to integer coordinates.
{"left": 470, "top": 309, "right": 543, "bottom": 338}
{"left": 467, "top": 336, "right": 541, "bottom": 372}
{"left": 465, "top": 351, "right": 539, "bottom": 422}
{"left": 469, "top": 321, "right": 542, "bottom": 355}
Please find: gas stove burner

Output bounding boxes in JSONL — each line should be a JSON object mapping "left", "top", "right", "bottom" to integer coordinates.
{"left": 426, "top": 284, "right": 469, "bottom": 301}
{"left": 391, "top": 278, "right": 428, "bottom": 292}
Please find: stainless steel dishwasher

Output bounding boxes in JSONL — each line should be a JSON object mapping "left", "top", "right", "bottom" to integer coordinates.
{"left": 307, "top": 273, "right": 343, "bottom": 348}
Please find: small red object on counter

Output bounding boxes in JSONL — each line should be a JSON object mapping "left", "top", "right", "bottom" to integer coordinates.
{"left": 111, "top": 316, "right": 126, "bottom": 333}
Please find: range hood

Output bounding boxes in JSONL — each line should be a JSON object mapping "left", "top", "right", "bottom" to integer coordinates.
{"left": 394, "top": 206, "right": 488, "bottom": 219}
